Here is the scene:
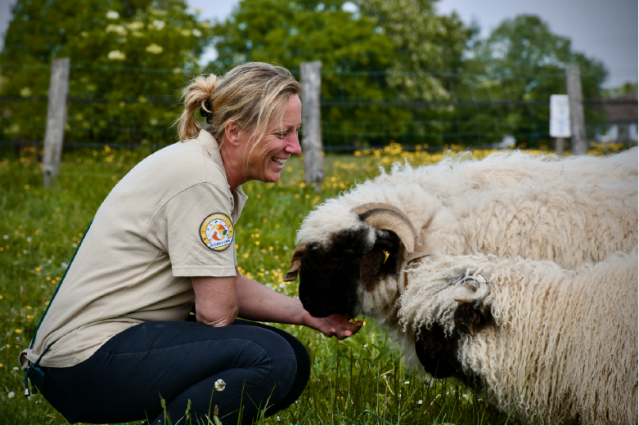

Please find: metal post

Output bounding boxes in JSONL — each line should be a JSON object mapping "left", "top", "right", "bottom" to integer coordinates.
{"left": 42, "top": 58, "right": 70, "bottom": 187}
{"left": 300, "top": 60, "right": 324, "bottom": 191}
{"left": 565, "top": 65, "right": 587, "bottom": 155}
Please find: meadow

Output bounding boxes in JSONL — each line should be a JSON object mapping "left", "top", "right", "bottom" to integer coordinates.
{"left": 0, "top": 141, "right": 623, "bottom": 424}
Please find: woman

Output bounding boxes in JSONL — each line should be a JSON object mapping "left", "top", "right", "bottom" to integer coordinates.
{"left": 20, "top": 62, "right": 362, "bottom": 424}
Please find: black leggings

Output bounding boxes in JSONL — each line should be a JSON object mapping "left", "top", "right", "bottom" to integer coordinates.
{"left": 38, "top": 320, "right": 310, "bottom": 424}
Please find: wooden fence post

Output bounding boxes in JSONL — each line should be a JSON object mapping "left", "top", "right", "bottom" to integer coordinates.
{"left": 42, "top": 58, "right": 70, "bottom": 187}
{"left": 300, "top": 60, "right": 324, "bottom": 191}
{"left": 565, "top": 65, "right": 587, "bottom": 155}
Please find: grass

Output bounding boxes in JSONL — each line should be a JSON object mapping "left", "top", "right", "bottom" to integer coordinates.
{"left": 2, "top": 140, "right": 623, "bottom": 424}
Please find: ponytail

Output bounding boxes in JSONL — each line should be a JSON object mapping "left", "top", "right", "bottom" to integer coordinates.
{"left": 176, "top": 74, "right": 217, "bottom": 142}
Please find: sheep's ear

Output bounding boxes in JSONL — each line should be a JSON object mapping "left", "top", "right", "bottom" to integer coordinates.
{"left": 453, "top": 273, "right": 491, "bottom": 335}
{"left": 284, "top": 243, "right": 307, "bottom": 282}
{"left": 352, "top": 203, "right": 418, "bottom": 253}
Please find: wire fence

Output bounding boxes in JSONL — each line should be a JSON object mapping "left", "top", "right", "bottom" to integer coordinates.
{"left": 0, "top": 63, "right": 633, "bottom": 154}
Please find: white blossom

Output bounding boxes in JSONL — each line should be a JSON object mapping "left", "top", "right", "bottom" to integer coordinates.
{"left": 127, "top": 21, "right": 144, "bottom": 30}
{"left": 107, "top": 50, "right": 126, "bottom": 61}
{"left": 106, "top": 24, "right": 126, "bottom": 35}
{"left": 106, "top": 11, "right": 119, "bottom": 19}
{"left": 214, "top": 379, "right": 226, "bottom": 391}
{"left": 146, "top": 44, "right": 163, "bottom": 54}
{"left": 8, "top": 392, "right": 15, "bottom": 398}
{"left": 152, "top": 20, "right": 165, "bottom": 30}
{"left": 192, "top": 29, "right": 202, "bottom": 37}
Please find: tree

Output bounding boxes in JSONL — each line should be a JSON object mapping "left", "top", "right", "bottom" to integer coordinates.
{"left": 0, "top": 0, "right": 213, "bottom": 147}
{"left": 209, "top": 0, "right": 471, "bottom": 149}
{"left": 459, "top": 15, "right": 607, "bottom": 147}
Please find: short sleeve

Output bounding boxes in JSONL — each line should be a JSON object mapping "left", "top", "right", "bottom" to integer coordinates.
{"left": 159, "top": 183, "right": 237, "bottom": 277}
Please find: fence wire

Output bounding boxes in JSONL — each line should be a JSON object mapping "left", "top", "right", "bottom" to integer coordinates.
{"left": 0, "top": 63, "right": 630, "bottom": 153}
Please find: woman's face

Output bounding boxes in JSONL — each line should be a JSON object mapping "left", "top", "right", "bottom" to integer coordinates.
{"left": 240, "top": 94, "right": 302, "bottom": 183}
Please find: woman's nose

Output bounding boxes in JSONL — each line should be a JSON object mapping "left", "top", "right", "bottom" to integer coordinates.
{"left": 286, "top": 133, "right": 302, "bottom": 155}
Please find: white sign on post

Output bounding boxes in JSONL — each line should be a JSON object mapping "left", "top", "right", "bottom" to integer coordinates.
{"left": 550, "top": 95, "right": 571, "bottom": 138}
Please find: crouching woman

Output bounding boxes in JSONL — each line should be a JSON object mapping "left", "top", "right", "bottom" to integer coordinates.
{"left": 20, "top": 62, "right": 362, "bottom": 425}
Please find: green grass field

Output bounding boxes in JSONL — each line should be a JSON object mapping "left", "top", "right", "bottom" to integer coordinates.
{"left": 0, "top": 142, "right": 565, "bottom": 425}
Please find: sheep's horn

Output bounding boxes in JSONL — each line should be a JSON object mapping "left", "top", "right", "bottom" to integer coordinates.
{"left": 352, "top": 203, "right": 418, "bottom": 253}
{"left": 284, "top": 243, "right": 307, "bottom": 282}
{"left": 454, "top": 273, "right": 489, "bottom": 303}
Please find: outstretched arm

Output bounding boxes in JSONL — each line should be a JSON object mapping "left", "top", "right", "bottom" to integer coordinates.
{"left": 191, "top": 269, "right": 363, "bottom": 339}
{"left": 235, "top": 269, "right": 363, "bottom": 339}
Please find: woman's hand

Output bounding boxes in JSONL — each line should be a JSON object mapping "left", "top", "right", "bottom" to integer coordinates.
{"left": 301, "top": 311, "right": 363, "bottom": 340}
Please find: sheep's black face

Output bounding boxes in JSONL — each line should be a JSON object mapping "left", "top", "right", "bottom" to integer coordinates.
{"left": 298, "top": 228, "right": 401, "bottom": 318}
{"left": 414, "top": 305, "right": 491, "bottom": 386}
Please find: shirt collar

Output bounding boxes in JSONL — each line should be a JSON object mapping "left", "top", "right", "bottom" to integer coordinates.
{"left": 194, "top": 129, "right": 249, "bottom": 214}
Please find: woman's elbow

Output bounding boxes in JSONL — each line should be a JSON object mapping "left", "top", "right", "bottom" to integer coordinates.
{"left": 196, "top": 304, "right": 238, "bottom": 327}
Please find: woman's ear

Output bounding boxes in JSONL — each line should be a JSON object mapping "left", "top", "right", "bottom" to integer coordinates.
{"left": 224, "top": 120, "right": 241, "bottom": 147}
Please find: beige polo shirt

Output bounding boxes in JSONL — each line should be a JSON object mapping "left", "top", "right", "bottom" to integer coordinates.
{"left": 20, "top": 130, "right": 248, "bottom": 369}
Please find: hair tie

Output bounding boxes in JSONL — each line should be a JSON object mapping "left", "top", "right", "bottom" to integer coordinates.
{"left": 199, "top": 100, "right": 213, "bottom": 124}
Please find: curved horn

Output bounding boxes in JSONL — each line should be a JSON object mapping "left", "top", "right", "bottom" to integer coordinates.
{"left": 284, "top": 243, "right": 307, "bottom": 282}
{"left": 453, "top": 273, "right": 489, "bottom": 303}
{"left": 352, "top": 203, "right": 418, "bottom": 253}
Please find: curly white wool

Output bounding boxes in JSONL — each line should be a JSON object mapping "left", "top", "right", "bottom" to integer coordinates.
{"left": 398, "top": 250, "right": 638, "bottom": 424}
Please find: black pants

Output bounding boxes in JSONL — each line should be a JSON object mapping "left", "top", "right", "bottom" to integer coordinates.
{"left": 38, "top": 319, "right": 310, "bottom": 424}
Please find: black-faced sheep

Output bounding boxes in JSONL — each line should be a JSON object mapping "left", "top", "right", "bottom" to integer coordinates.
{"left": 399, "top": 249, "right": 637, "bottom": 424}
{"left": 284, "top": 149, "right": 638, "bottom": 423}
{"left": 287, "top": 149, "right": 637, "bottom": 320}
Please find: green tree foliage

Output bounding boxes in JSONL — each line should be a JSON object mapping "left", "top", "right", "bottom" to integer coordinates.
{"left": 0, "top": 0, "right": 212, "bottom": 146}
{"left": 209, "top": 0, "right": 470, "bottom": 148}
{"left": 360, "top": 0, "right": 469, "bottom": 101}
{"left": 458, "top": 15, "right": 608, "bottom": 146}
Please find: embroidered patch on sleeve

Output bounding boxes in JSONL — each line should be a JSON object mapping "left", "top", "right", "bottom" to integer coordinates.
{"left": 200, "top": 213, "right": 234, "bottom": 251}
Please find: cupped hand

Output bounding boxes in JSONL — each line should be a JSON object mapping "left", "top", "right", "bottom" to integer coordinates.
{"left": 301, "top": 311, "right": 363, "bottom": 340}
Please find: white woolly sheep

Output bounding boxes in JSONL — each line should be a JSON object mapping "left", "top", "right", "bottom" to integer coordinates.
{"left": 398, "top": 249, "right": 637, "bottom": 424}
{"left": 286, "top": 149, "right": 637, "bottom": 323}
{"left": 284, "top": 149, "right": 638, "bottom": 422}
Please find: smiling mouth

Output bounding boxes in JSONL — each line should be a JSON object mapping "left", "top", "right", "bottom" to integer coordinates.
{"left": 272, "top": 157, "right": 287, "bottom": 165}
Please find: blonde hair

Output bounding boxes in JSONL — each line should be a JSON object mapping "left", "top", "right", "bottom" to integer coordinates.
{"left": 176, "top": 63, "right": 300, "bottom": 149}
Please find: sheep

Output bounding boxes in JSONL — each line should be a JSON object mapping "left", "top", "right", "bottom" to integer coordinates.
{"left": 284, "top": 149, "right": 637, "bottom": 422}
{"left": 398, "top": 249, "right": 638, "bottom": 424}
{"left": 286, "top": 149, "right": 637, "bottom": 326}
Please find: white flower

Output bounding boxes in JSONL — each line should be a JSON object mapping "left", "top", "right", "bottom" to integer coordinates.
{"left": 417, "top": 399, "right": 423, "bottom": 405}
{"left": 127, "top": 21, "right": 144, "bottom": 30}
{"left": 106, "top": 10, "right": 119, "bottom": 19}
{"left": 8, "top": 392, "right": 15, "bottom": 398}
{"left": 146, "top": 44, "right": 163, "bottom": 54}
{"left": 3, "top": 235, "right": 8, "bottom": 239}
{"left": 13, "top": 367, "right": 18, "bottom": 371}
{"left": 404, "top": 381, "right": 409, "bottom": 384}
{"left": 214, "top": 379, "right": 226, "bottom": 391}
{"left": 277, "top": 416, "right": 280, "bottom": 422}
{"left": 26, "top": 237, "right": 32, "bottom": 242}
{"left": 107, "top": 50, "right": 126, "bottom": 61}
{"left": 152, "top": 20, "right": 165, "bottom": 30}
{"left": 192, "top": 29, "right": 202, "bottom": 37}
{"left": 61, "top": 262, "right": 68, "bottom": 268}
{"left": 20, "top": 88, "right": 31, "bottom": 97}
{"left": 106, "top": 24, "right": 126, "bottom": 35}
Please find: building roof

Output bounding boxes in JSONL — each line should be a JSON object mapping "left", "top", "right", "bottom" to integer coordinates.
{"left": 603, "top": 86, "right": 637, "bottom": 123}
